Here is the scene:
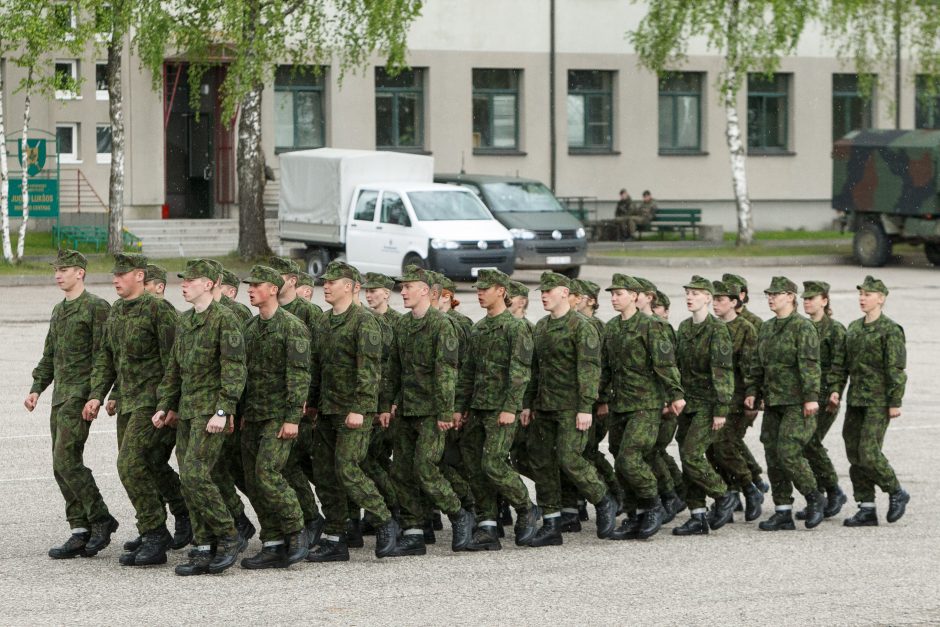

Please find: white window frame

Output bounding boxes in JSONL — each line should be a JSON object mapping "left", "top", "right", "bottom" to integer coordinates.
{"left": 95, "top": 62, "right": 109, "bottom": 100}
{"left": 96, "top": 125, "right": 112, "bottom": 164}
{"left": 57, "top": 123, "right": 80, "bottom": 163}
{"left": 54, "top": 59, "right": 80, "bottom": 100}
{"left": 53, "top": 3, "right": 77, "bottom": 40}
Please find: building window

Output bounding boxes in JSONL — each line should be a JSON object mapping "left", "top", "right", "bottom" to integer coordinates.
{"left": 54, "top": 59, "right": 79, "bottom": 100}
{"left": 274, "top": 65, "right": 326, "bottom": 152}
{"left": 56, "top": 123, "right": 79, "bottom": 163}
{"left": 52, "top": 4, "right": 77, "bottom": 33}
{"left": 833, "top": 74, "right": 873, "bottom": 140}
{"left": 472, "top": 69, "right": 520, "bottom": 151}
{"left": 915, "top": 75, "right": 940, "bottom": 129}
{"left": 747, "top": 74, "right": 789, "bottom": 152}
{"left": 95, "top": 63, "right": 109, "bottom": 100}
{"left": 375, "top": 67, "right": 424, "bottom": 150}
{"left": 96, "top": 125, "right": 112, "bottom": 164}
{"left": 659, "top": 72, "right": 703, "bottom": 153}
{"left": 567, "top": 70, "right": 614, "bottom": 152}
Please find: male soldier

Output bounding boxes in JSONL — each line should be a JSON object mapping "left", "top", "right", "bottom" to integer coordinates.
{"left": 598, "top": 274, "right": 684, "bottom": 541}
{"left": 613, "top": 189, "right": 634, "bottom": 240}
{"left": 508, "top": 280, "right": 535, "bottom": 482}
{"left": 238, "top": 265, "right": 312, "bottom": 569}
{"left": 152, "top": 259, "right": 247, "bottom": 576}
{"left": 83, "top": 253, "right": 179, "bottom": 566}
{"left": 306, "top": 261, "right": 400, "bottom": 562}
{"left": 144, "top": 264, "right": 169, "bottom": 299}
{"left": 624, "top": 190, "right": 657, "bottom": 240}
{"left": 379, "top": 265, "right": 476, "bottom": 556}
{"left": 26, "top": 249, "right": 118, "bottom": 559}
{"left": 522, "top": 271, "right": 618, "bottom": 547}
{"left": 220, "top": 269, "right": 253, "bottom": 322}
{"left": 455, "top": 269, "right": 540, "bottom": 551}
{"left": 296, "top": 271, "right": 315, "bottom": 302}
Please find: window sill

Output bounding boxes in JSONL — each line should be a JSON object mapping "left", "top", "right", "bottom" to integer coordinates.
{"left": 659, "top": 150, "right": 709, "bottom": 157}
{"left": 59, "top": 158, "right": 82, "bottom": 164}
{"left": 568, "top": 149, "right": 621, "bottom": 156}
{"left": 55, "top": 92, "right": 82, "bottom": 101}
{"left": 96, "top": 154, "right": 111, "bottom": 164}
{"left": 275, "top": 146, "right": 326, "bottom": 155}
{"left": 747, "top": 149, "right": 796, "bottom": 156}
{"left": 377, "top": 147, "right": 432, "bottom": 155}
{"left": 473, "top": 149, "right": 527, "bottom": 157}
{"left": 96, "top": 91, "right": 109, "bottom": 100}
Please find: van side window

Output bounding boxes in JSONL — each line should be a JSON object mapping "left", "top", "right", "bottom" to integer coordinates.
{"left": 354, "top": 190, "right": 378, "bottom": 221}
{"left": 381, "top": 192, "right": 411, "bottom": 227}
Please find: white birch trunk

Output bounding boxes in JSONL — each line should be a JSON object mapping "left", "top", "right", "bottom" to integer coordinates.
{"left": 107, "top": 29, "right": 125, "bottom": 254}
{"left": 236, "top": 83, "right": 271, "bottom": 259}
{"left": 723, "top": 72, "right": 754, "bottom": 246}
{"left": 0, "top": 56, "right": 12, "bottom": 262}
{"left": 16, "top": 72, "right": 31, "bottom": 260}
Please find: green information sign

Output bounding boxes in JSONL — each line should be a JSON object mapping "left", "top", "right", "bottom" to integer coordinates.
{"left": 9, "top": 179, "right": 59, "bottom": 218}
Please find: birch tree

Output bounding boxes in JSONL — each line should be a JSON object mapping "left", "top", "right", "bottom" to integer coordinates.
{"left": 0, "top": 25, "right": 14, "bottom": 263}
{"left": 629, "top": 0, "right": 814, "bottom": 245}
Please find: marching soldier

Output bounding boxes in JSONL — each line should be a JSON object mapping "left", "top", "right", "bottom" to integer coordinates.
{"left": 220, "top": 269, "right": 253, "bottom": 322}
{"left": 296, "top": 271, "right": 316, "bottom": 302}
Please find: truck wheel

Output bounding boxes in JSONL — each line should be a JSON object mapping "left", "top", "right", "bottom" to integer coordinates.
{"left": 853, "top": 221, "right": 892, "bottom": 267}
{"left": 562, "top": 266, "right": 581, "bottom": 279}
{"left": 402, "top": 253, "right": 427, "bottom": 274}
{"left": 305, "top": 247, "right": 332, "bottom": 278}
{"left": 925, "top": 242, "right": 940, "bottom": 266}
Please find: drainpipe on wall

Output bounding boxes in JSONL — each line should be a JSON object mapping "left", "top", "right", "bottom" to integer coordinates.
{"left": 549, "top": 0, "right": 557, "bottom": 192}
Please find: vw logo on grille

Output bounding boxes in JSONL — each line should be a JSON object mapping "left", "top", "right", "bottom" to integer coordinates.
{"left": 477, "top": 240, "right": 489, "bottom": 250}
{"left": 551, "top": 230, "right": 562, "bottom": 240}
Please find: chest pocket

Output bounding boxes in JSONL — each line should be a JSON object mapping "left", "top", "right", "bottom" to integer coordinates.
{"left": 62, "top": 308, "right": 92, "bottom": 355}
{"left": 121, "top": 310, "right": 157, "bottom": 360}
{"left": 609, "top": 327, "right": 646, "bottom": 372}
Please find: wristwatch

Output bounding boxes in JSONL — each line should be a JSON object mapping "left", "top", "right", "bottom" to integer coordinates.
{"left": 216, "top": 409, "right": 226, "bottom": 417}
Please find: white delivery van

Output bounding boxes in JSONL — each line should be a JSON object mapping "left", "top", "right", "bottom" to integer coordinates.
{"left": 279, "top": 149, "right": 515, "bottom": 279}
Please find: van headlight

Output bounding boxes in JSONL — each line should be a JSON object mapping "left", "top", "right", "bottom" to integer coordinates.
{"left": 576, "top": 227, "right": 586, "bottom": 239}
{"left": 509, "top": 228, "right": 536, "bottom": 240}
{"left": 502, "top": 239, "right": 514, "bottom": 249}
{"left": 430, "top": 238, "right": 460, "bottom": 250}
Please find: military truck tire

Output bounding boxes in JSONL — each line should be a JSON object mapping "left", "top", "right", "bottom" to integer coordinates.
{"left": 925, "top": 242, "right": 940, "bottom": 266}
{"left": 562, "top": 266, "right": 581, "bottom": 279}
{"left": 305, "top": 247, "right": 332, "bottom": 278}
{"left": 853, "top": 221, "right": 892, "bottom": 267}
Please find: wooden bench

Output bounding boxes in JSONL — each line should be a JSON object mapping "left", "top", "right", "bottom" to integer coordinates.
{"left": 643, "top": 208, "right": 702, "bottom": 240}
{"left": 54, "top": 225, "right": 142, "bottom": 252}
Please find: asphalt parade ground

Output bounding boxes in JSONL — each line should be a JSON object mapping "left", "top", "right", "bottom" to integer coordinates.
{"left": 1, "top": 262, "right": 937, "bottom": 625}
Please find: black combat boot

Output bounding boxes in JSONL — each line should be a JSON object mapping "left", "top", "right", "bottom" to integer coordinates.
{"left": 175, "top": 547, "right": 213, "bottom": 576}
{"left": 843, "top": 506, "right": 878, "bottom": 527}
{"left": 467, "top": 525, "right": 501, "bottom": 551}
{"left": 389, "top": 532, "right": 427, "bottom": 557}
{"left": 755, "top": 477, "right": 770, "bottom": 493}
{"left": 307, "top": 535, "right": 350, "bottom": 562}
{"left": 758, "top": 509, "right": 796, "bottom": 531}
{"left": 708, "top": 492, "right": 737, "bottom": 530}
{"left": 209, "top": 534, "right": 245, "bottom": 573}
{"left": 660, "top": 493, "right": 682, "bottom": 524}
{"left": 374, "top": 518, "right": 400, "bottom": 559}
{"left": 733, "top": 492, "right": 744, "bottom": 512}
{"left": 743, "top": 483, "right": 764, "bottom": 522}
{"left": 346, "top": 518, "right": 364, "bottom": 549}
{"left": 85, "top": 515, "right": 119, "bottom": 556}
{"left": 803, "top": 491, "right": 826, "bottom": 529}
{"left": 235, "top": 512, "right": 256, "bottom": 546}
{"left": 609, "top": 514, "right": 640, "bottom": 541}
{"left": 361, "top": 511, "right": 378, "bottom": 536}
{"left": 449, "top": 508, "right": 476, "bottom": 551}
{"left": 513, "top": 505, "right": 541, "bottom": 546}
{"left": 594, "top": 493, "right": 618, "bottom": 539}
{"left": 887, "top": 488, "right": 910, "bottom": 523}
{"left": 672, "top": 512, "right": 709, "bottom": 536}
{"left": 242, "top": 544, "right": 287, "bottom": 569}
{"left": 431, "top": 510, "right": 444, "bottom": 531}
{"left": 823, "top": 485, "right": 847, "bottom": 518}
{"left": 578, "top": 500, "right": 589, "bottom": 522}
{"left": 48, "top": 532, "right": 90, "bottom": 559}
{"left": 284, "top": 527, "right": 310, "bottom": 565}
{"left": 422, "top": 518, "right": 437, "bottom": 545}
{"left": 123, "top": 536, "right": 142, "bottom": 552}
{"left": 188, "top": 543, "right": 215, "bottom": 559}
{"left": 499, "top": 500, "right": 514, "bottom": 526}
{"left": 559, "top": 512, "right": 582, "bottom": 533}
{"left": 527, "top": 516, "right": 563, "bottom": 547}
{"left": 305, "top": 515, "right": 325, "bottom": 548}
{"left": 170, "top": 514, "right": 193, "bottom": 550}
{"left": 637, "top": 503, "right": 666, "bottom": 540}
{"left": 122, "top": 527, "right": 172, "bottom": 565}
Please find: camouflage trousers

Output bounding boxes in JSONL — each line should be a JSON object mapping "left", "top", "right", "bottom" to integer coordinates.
{"left": 842, "top": 406, "right": 900, "bottom": 503}
{"left": 511, "top": 421, "right": 534, "bottom": 480}
{"left": 609, "top": 409, "right": 662, "bottom": 508}
{"left": 391, "top": 415, "right": 461, "bottom": 529}
{"left": 584, "top": 411, "right": 622, "bottom": 504}
{"left": 709, "top": 411, "right": 760, "bottom": 491}
{"left": 676, "top": 409, "right": 727, "bottom": 510}
{"left": 528, "top": 410, "right": 607, "bottom": 514}
{"left": 240, "top": 419, "right": 304, "bottom": 543}
{"left": 286, "top": 416, "right": 320, "bottom": 524}
{"left": 362, "top": 418, "right": 397, "bottom": 507}
{"left": 803, "top": 405, "right": 840, "bottom": 490}
{"left": 653, "top": 413, "right": 684, "bottom": 498}
{"left": 116, "top": 411, "right": 187, "bottom": 519}
{"left": 116, "top": 409, "right": 172, "bottom": 534}
{"left": 219, "top": 425, "right": 247, "bottom": 519}
{"left": 50, "top": 398, "right": 111, "bottom": 529}
{"left": 459, "top": 410, "right": 530, "bottom": 521}
{"left": 175, "top": 417, "right": 237, "bottom": 545}
{"left": 311, "top": 415, "right": 391, "bottom": 536}
{"left": 440, "top": 429, "right": 474, "bottom": 506}
{"left": 760, "top": 405, "right": 818, "bottom": 506}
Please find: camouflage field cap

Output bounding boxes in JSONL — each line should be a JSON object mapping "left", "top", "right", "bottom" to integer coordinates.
{"left": 722, "top": 273, "right": 748, "bottom": 292}
{"left": 362, "top": 272, "right": 394, "bottom": 290}
{"left": 438, "top": 275, "right": 457, "bottom": 292}
{"left": 178, "top": 258, "right": 221, "bottom": 282}
{"left": 296, "top": 271, "right": 315, "bottom": 288}
{"left": 655, "top": 290, "right": 670, "bottom": 308}
{"left": 764, "top": 276, "right": 798, "bottom": 294}
{"left": 568, "top": 280, "right": 584, "bottom": 296}
{"left": 577, "top": 279, "right": 601, "bottom": 299}
{"left": 242, "top": 265, "right": 284, "bottom": 288}
{"left": 425, "top": 270, "right": 445, "bottom": 289}
{"left": 221, "top": 269, "right": 240, "bottom": 288}
{"left": 472, "top": 268, "right": 511, "bottom": 290}
{"left": 508, "top": 280, "right": 530, "bottom": 298}
{"left": 683, "top": 275, "right": 714, "bottom": 294}
{"left": 145, "top": 263, "right": 168, "bottom": 284}
{"left": 321, "top": 260, "right": 359, "bottom": 282}
{"left": 605, "top": 273, "right": 643, "bottom": 292}
{"left": 51, "top": 249, "right": 88, "bottom": 270}
{"left": 711, "top": 280, "right": 736, "bottom": 297}
{"left": 396, "top": 264, "right": 432, "bottom": 285}
{"left": 111, "top": 252, "right": 148, "bottom": 274}
{"left": 268, "top": 256, "right": 301, "bottom": 276}
{"left": 538, "top": 271, "right": 571, "bottom": 291}
{"left": 206, "top": 259, "right": 224, "bottom": 283}
{"left": 857, "top": 275, "right": 889, "bottom": 295}
{"left": 633, "top": 276, "right": 657, "bottom": 294}
{"left": 801, "top": 280, "right": 831, "bottom": 298}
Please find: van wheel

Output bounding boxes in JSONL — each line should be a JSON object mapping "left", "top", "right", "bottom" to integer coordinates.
{"left": 305, "top": 247, "right": 332, "bottom": 278}
{"left": 853, "top": 221, "right": 891, "bottom": 267}
{"left": 402, "top": 253, "right": 427, "bottom": 274}
{"left": 925, "top": 242, "right": 940, "bottom": 266}
{"left": 562, "top": 266, "right": 581, "bottom": 279}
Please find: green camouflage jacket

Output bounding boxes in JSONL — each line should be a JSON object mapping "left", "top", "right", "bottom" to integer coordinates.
{"left": 813, "top": 314, "right": 848, "bottom": 401}
{"left": 110, "top": 297, "right": 178, "bottom": 406}
{"left": 31, "top": 290, "right": 111, "bottom": 405}
{"left": 746, "top": 311, "right": 821, "bottom": 407}
{"left": 157, "top": 300, "right": 247, "bottom": 418}
{"left": 524, "top": 309, "right": 601, "bottom": 414}
{"left": 726, "top": 315, "right": 757, "bottom": 409}
{"left": 281, "top": 296, "right": 325, "bottom": 406}
{"left": 220, "top": 294, "right": 252, "bottom": 323}
{"left": 676, "top": 314, "right": 734, "bottom": 416}
{"left": 90, "top": 292, "right": 177, "bottom": 412}
{"left": 374, "top": 308, "right": 402, "bottom": 372}
{"left": 381, "top": 307, "right": 459, "bottom": 421}
{"left": 738, "top": 306, "right": 763, "bottom": 332}
{"left": 599, "top": 311, "right": 683, "bottom": 412}
{"left": 455, "top": 310, "right": 533, "bottom": 413}
{"left": 240, "top": 307, "right": 311, "bottom": 424}
{"left": 447, "top": 309, "right": 473, "bottom": 371}
{"left": 845, "top": 314, "right": 906, "bottom": 407}
{"left": 310, "top": 304, "right": 382, "bottom": 415}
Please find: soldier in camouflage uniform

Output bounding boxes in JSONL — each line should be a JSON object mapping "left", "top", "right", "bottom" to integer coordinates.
{"left": 671, "top": 276, "right": 737, "bottom": 536}
{"left": 379, "top": 265, "right": 476, "bottom": 556}
{"left": 143, "top": 263, "right": 168, "bottom": 298}
{"left": 522, "top": 271, "right": 618, "bottom": 547}
{"left": 455, "top": 269, "right": 541, "bottom": 551}
{"left": 152, "top": 259, "right": 247, "bottom": 576}
{"left": 598, "top": 274, "right": 684, "bottom": 541}
{"left": 508, "top": 280, "right": 535, "bottom": 482}
{"left": 306, "top": 261, "right": 399, "bottom": 562}
{"left": 745, "top": 276, "right": 826, "bottom": 531}
{"left": 296, "top": 271, "right": 315, "bottom": 302}
{"left": 842, "top": 276, "right": 910, "bottom": 527}
{"left": 220, "top": 269, "right": 253, "bottom": 321}
{"left": 83, "top": 253, "right": 180, "bottom": 566}
{"left": 795, "top": 281, "right": 849, "bottom": 521}
{"left": 26, "top": 250, "right": 118, "bottom": 559}
{"left": 652, "top": 290, "right": 670, "bottom": 320}
{"left": 238, "top": 266, "right": 312, "bottom": 569}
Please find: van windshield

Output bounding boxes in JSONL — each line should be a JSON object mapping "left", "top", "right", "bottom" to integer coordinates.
{"left": 407, "top": 191, "right": 492, "bottom": 221}
{"left": 482, "top": 181, "right": 566, "bottom": 213}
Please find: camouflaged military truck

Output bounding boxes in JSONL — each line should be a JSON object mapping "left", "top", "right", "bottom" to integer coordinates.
{"left": 833, "top": 129, "right": 940, "bottom": 267}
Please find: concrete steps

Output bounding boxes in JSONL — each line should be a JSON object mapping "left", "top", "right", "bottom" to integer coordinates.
{"left": 124, "top": 218, "right": 283, "bottom": 258}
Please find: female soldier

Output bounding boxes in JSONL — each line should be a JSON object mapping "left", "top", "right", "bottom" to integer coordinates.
{"left": 842, "top": 276, "right": 910, "bottom": 527}
{"left": 745, "top": 276, "right": 826, "bottom": 531}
